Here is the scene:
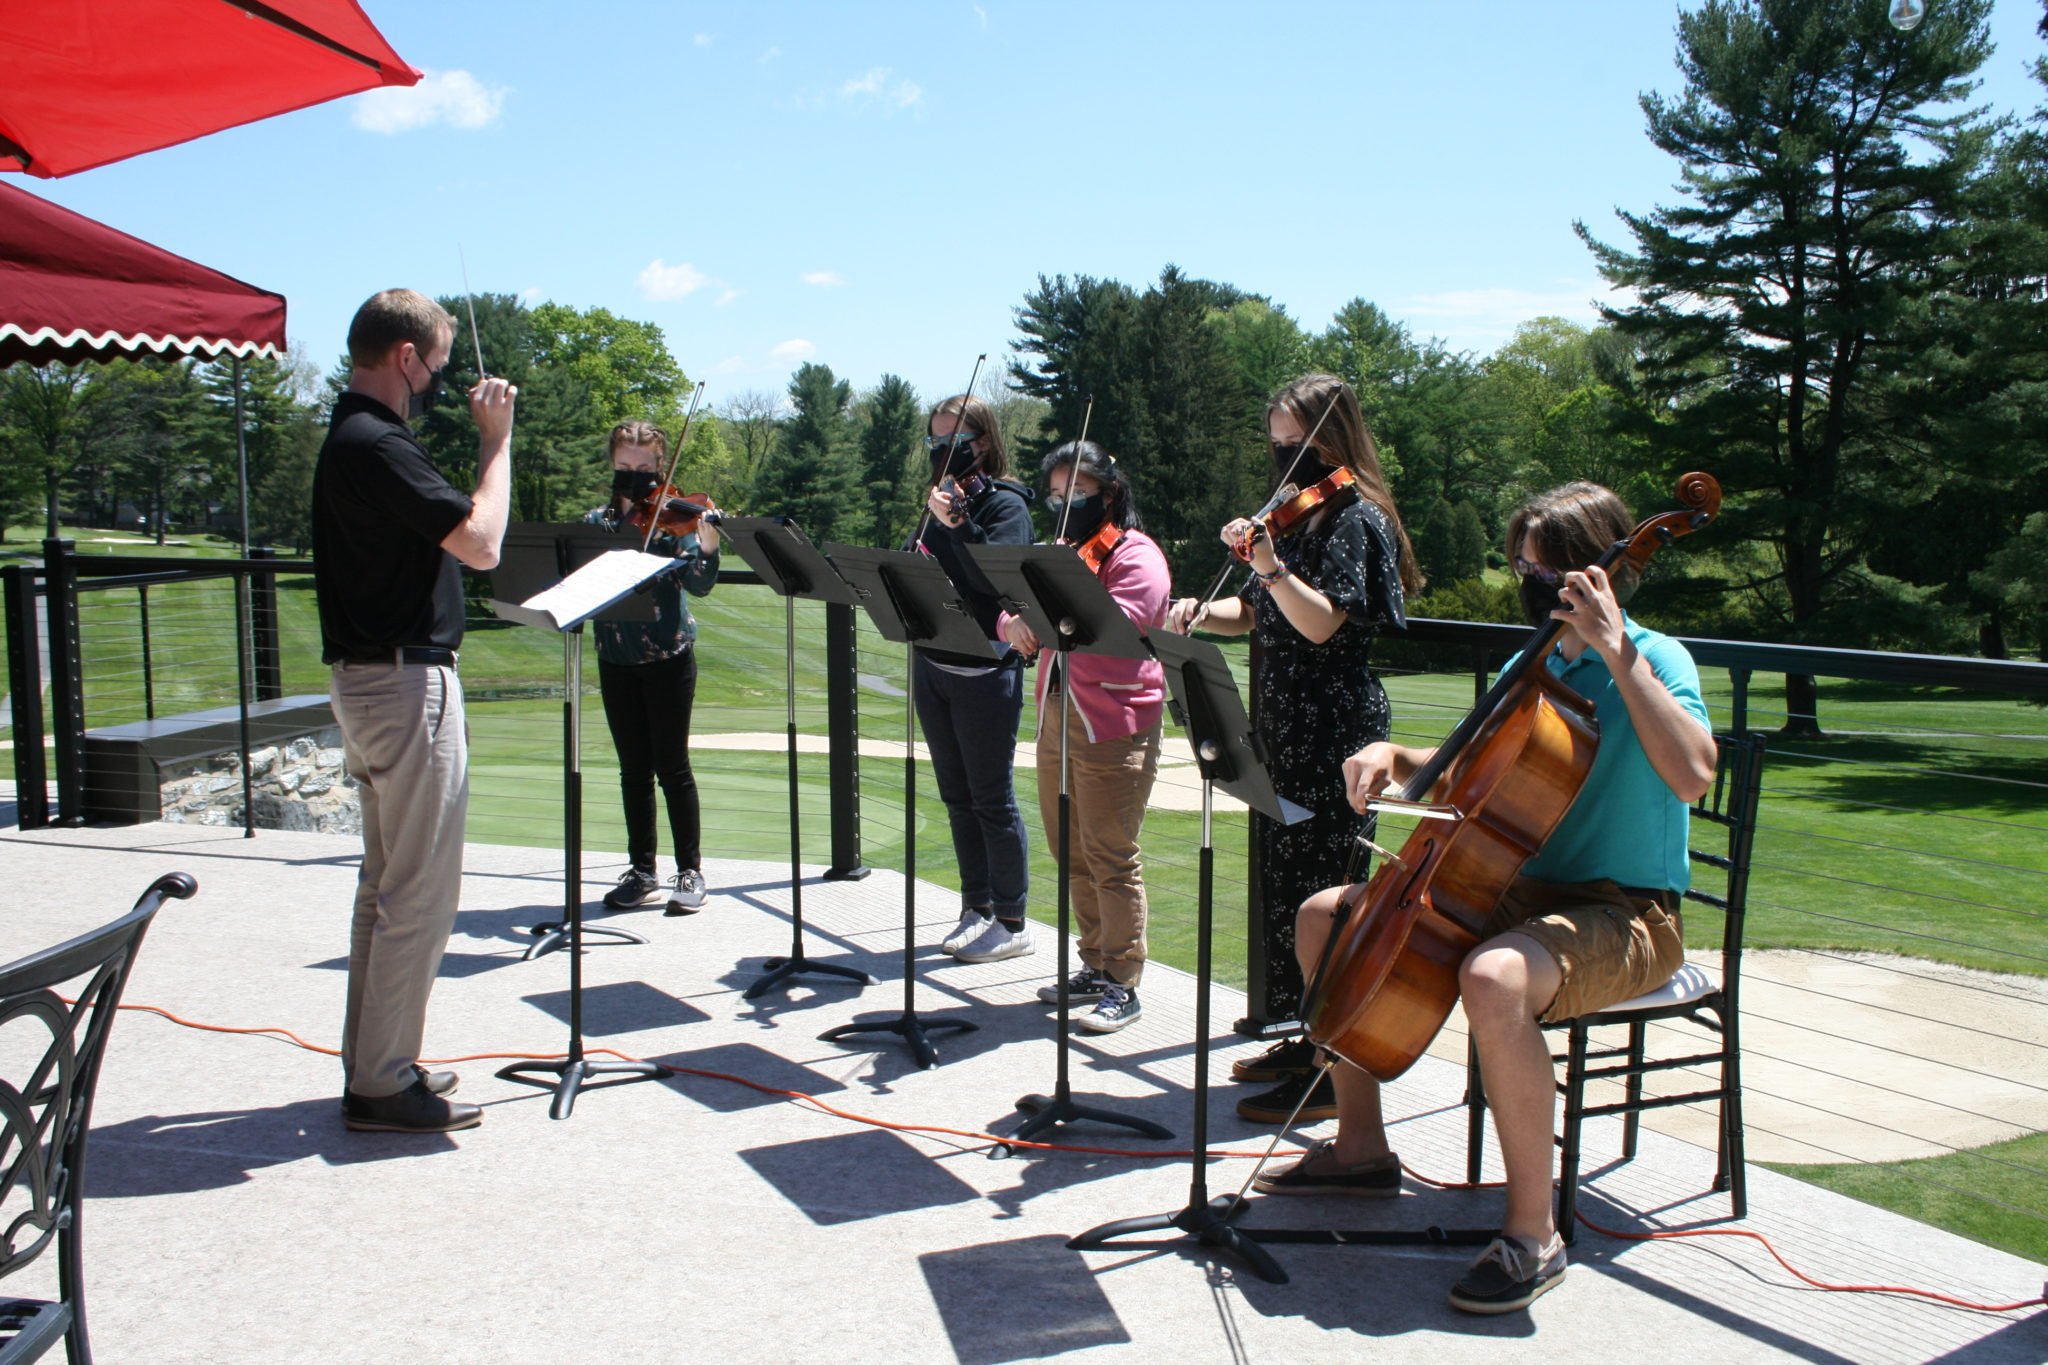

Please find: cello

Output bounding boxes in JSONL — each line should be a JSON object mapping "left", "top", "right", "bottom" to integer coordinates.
{"left": 1302, "top": 472, "right": 1722, "bottom": 1081}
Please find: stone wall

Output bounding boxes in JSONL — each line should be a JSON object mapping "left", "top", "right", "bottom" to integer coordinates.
{"left": 157, "top": 727, "right": 362, "bottom": 834}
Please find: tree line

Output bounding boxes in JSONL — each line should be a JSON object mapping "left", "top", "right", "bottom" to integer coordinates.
{"left": 3, "top": 1, "right": 2043, "bottom": 684}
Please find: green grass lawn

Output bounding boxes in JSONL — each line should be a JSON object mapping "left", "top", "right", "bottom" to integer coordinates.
{"left": 1764, "top": 1132, "right": 2048, "bottom": 1267}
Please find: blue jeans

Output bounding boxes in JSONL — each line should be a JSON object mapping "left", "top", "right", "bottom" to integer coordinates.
{"left": 913, "top": 653, "right": 1029, "bottom": 917}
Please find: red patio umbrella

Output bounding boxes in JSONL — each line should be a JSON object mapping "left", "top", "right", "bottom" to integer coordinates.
{"left": 0, "top": 0, "right": 419, "bottom": 179}
{"left": 0, "top": 179, "right": 285, "bottom": 367}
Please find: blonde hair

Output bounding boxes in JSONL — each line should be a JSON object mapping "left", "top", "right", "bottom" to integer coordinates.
{"left": 608, "top": 420, "right": 668, "bottom": 459}
{"left": 347, "top": 288, "right": 455, "bottom": 367}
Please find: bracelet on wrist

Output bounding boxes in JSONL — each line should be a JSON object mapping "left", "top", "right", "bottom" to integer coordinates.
{"left": 1255, "top": 563, "right": 1291, "bottom": 584}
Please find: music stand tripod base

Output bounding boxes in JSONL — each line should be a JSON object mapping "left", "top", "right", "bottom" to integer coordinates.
{"left": 496, "top": 1054, "right": 674, "bottom": 1122}
{"left": 1068, "top": 1198, "right": 1286, "bottom": 1284}
{"left": 818, "top": 1011, "right": 976, "bottom": 1071}
{"left": 523, "top": 917, "right": 648, "bottom": 961}
{"left": 747, "top": 951, "right": 875, "bottom": 999}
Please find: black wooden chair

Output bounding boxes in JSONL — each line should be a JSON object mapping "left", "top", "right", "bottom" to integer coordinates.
{"left": 1465, "top": 733, "right": 1765, "bottom": 1244}
{"left": 1, "top": 872, "right": 197, "bottom": 1364}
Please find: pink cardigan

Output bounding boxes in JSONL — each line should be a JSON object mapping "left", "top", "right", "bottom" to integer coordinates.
{"left": 998, "top": 530, "right": 1171, "bottom": 744}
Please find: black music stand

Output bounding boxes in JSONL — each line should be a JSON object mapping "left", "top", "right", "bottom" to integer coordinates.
{"left": 968, "top": 543, "right": 1171, "bottom": 1145}
{"left": 717, "top": 515, "right": 877, "bottom": 1000}
{"left": 1068, "top": 629, "right": 1309, "bottom": 1283}
{"left": 814, "top": 543, "right": 988, "bottom": 1068}
{"left": 486, "top": 529, "right": 676, "bottom": 1118}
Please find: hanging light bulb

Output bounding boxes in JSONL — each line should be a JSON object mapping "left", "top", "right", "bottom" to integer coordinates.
{"left": 1889, "top": 0, "right": 1926, "bottom": 31}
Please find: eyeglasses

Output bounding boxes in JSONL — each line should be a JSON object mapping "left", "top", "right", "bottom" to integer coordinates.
{"left": 924, "top": 431, "right": 980, "bottom": 452}
{"left": 1512, "top": 555, "right": 1565, "bottom": 587}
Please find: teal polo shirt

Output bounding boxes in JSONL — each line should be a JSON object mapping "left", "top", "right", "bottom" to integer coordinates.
{"left": 1503, "top": 616, "right": 1713, "bottom": 892}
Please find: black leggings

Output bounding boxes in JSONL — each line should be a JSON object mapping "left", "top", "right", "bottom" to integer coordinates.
{"left": 597, "top": 650, "right": 700, "bottom": 873}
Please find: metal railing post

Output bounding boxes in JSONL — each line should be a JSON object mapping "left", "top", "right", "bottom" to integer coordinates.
{"left": 138, "top": 583, "right": 155, "bottom": 719}
{"left": 42, "top": 538, "right": 85, "bottom": 826}
{"left": 3, "top": 563, "right": 50, "bottom": 829}
{"left": 1731, "top": 666, "right": 1751, "bottom": 738}
{"left": 823, "top": 600, "right": 868, "bottom": 880}
{"left": 233, "top": 565, "right": 255, "bottom": 837}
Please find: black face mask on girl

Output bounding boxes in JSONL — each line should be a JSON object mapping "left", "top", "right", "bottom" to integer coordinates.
{"left": 611, "top": 469, "right": 660, "bottom": 503}
{"left": 1046, "top": 491, "right": 1106, "bottom": 543}
{"left": 926, "top": 432, "right": 980, "bottom": 480}
{"left": 1271, "top": 442, "right": 1334, "bottom": 483}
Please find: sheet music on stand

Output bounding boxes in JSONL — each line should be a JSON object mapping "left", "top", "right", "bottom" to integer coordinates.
{"left": 491, "top": 547, "right": 679, "bottom": 632}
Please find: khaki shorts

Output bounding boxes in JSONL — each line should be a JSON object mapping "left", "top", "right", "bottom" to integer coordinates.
{"left": 1480, "top": 876, "right": 1685, "bottom": 1024}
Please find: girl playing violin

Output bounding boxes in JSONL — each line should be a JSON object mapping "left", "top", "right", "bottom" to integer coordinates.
{"left": 587, "top": 420, "right": 721, "bottom": 915}
{"left": 1166, "top": 373, "right": 1421, "bottom": 1122}
{"left": 912, "top": 394, "right": 1038, "bottom": 962}
{"left": 998, "top": 441, "right": 1169, "bottom": 1032}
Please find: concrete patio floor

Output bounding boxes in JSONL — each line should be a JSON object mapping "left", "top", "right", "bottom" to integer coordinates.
{"left": 1, "top": 819, "right": 2043, "bottom": 1364}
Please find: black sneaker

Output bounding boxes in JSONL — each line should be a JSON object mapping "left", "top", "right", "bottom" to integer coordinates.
{"left": 1036, "top": 967, "right": 1108, "bottom": 1005}
{"left": 1230, "top": 1035, "right": 1316, "bottom": 1083}
{"left": 1449, "top": 1233, "right": 1568, "bottom": 1314}
{"left": 1076, "top": 983, "right": 1142, "bottom": 1033}
{"left": 1235, "top": 1066, "right": 1337, "bottom": 1124}
{"left": 665, "top": 868, "right": 707, "bottom": 915}
{"left": 603, "top": 867, "right": 664, "bottom": 910}
{"left": 1251, "top": 1139, "right": 1402, "bottom": 1197}
{"left": 342, "top": 1078, "right": 483, "bottom": 1133}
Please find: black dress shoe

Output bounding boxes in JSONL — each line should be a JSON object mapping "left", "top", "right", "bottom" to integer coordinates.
{"left": 415, "top": 1064, "right": 459, "bottom": 1097}
{"left": 343, "top": 1079, "right": 483, "bottom": 1133}
{"left": 338, "top": 1065, "right": 458, "bottom": 1114}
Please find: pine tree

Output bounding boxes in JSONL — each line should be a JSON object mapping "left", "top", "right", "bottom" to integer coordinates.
{"left": 1581, "top": 0, "right": 1999, "bottom": 731}
{"left": 856, "top": 374, "right": 921, "bottom": 547}
{"left": 753, "top": 363, "right": 860, "bottom": 543}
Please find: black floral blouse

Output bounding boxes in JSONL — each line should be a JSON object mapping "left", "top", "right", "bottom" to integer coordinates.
{"left": 1239, "top": 489, "right": 1407, "bottom": 1020}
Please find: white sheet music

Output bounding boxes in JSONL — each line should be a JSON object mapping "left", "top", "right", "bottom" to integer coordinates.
{"left": 518, "top": 548, "right": 678, "bottom": 630}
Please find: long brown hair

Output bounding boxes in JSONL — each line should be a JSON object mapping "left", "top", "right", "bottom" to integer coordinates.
{"left": 1268, "top": 373, "right": 1422, "bottom": 595}
{"left": 928, "top": 394, "right": 1010, "bottom": 480}
{"left": 1504, "top": 481, "right": 1633, "bottom": 573}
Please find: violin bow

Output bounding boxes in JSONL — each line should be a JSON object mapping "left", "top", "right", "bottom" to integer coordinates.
{"left": 910, "top": 352, "right": 988, "bottom": 547}
{"left": 1185, "top": 393, "right": 1344, "bottom": 632}
{"left": 641, "top": 381, "right": 707, "bottom": 554}
{"left": 1051, "top": 393, "right": 1096, "bottom": 545}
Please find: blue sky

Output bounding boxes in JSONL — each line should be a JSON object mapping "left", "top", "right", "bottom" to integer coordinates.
{"left": 19, "top": 1, "right": 2048, "bottom": 406}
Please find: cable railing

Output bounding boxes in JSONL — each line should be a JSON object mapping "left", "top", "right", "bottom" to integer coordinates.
{"left": 7, "top": 537, "right": 2048, "bottom": 1261}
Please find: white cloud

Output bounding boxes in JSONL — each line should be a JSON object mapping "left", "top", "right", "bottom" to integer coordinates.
{"left": 352, "top": 68, "right": 508, "bottom": 134}
{"left": 974, "top": 5, "right": 989, "bottom": 28}
{"left": 759, "top": 46, "right": 782, "bottom": 63}
{"left": 769, "top": 339, "right": 817, "bottom": 362}
{"left": 714, "top": 288, "right": 742, "bottom": 307}
{"left": 518, "top": 286, "right": 543, "bottom": 304}
{"left": 800, "top": 271, "right": 845, "bottom": 287}
{"left": 707, "top": 355, "right": 746, "bottom": 375}
{"left": 694, "top": 32, "right": 712, "bottom": 46}
{"left": 638, "top": 258, "right": 708, "bottom": 301}
{"left": 836, "top": 66, "right": 922, "bottom": 111}
{"left": 1393, "top": 280, "right": 1631, "bottom": 353}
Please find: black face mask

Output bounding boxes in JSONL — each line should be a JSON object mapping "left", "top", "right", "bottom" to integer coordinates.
{"left": 405, "top": 355, "right": 447, "bottom": 421}
{"left": 1271, "top": 442, "right": 1333, "bottom": 483}
{"left": 1047, "top": 492, "right": 1106, "bottom": 544}
{"left": 611, "top": 469, "right": 661, "bottom": 503}
{"left": 1520, "top": 577, "right": 1565, "bottom": 627}
{"left": 929, "top": 440, "right": 979, "bottom": 481}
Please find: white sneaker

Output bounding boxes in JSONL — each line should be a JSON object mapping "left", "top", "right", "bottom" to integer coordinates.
{"left": 941, "top": 908, "right": 993, "bottom": 955}
{"left": 952, "top": 917, "right": 1035, "bottom": 963}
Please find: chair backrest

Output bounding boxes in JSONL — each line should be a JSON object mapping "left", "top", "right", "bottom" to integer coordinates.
{"left": 1683, "top": 734, "right": 1766, "bottom": 990}
{"left": 0, "top": 872, "right": 195, "bottom": 1286}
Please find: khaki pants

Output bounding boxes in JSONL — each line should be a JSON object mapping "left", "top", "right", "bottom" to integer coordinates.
{"left": 1035, "top": 707, "right": 1162, "bottom": 987}
{"left": 331, "top": 661, "right": 468, "bottom": 1098}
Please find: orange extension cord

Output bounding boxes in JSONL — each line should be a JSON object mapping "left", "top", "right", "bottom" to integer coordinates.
{"left": 106, "top": 998, "right": 2048, "bottom": 1315}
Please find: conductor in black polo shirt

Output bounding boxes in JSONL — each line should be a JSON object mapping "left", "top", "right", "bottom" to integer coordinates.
{"left": 313, "top": 287, "right": 515, "bottom": 1134}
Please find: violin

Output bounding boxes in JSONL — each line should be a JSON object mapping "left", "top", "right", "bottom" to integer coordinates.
{"left": 1301, "top": 472, "right": 1722, "bottom": 1082}
{"left": 1230, "top": 467, "right": 1355, "bottom": 563}
{"left": 625, "top": 484, "right": 722, "bottom": 538}
{"left": 1071, "top": 520, "right": 1124, "bottom": 574}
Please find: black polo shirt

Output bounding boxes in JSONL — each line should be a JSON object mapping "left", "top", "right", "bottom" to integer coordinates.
{"left": 312, "top": 392, "right": 473, "bottom": 662}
